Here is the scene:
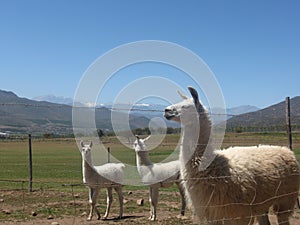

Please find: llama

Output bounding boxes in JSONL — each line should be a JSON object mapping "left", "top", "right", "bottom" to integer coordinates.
{"left": 133, "top": 135, "right": 186, "bottom": 221}
{"left": 164, "top": 87, "right": 300, "bottom": 225}
{"left": 80, "top": 141, "right": 124, "bottom": 220}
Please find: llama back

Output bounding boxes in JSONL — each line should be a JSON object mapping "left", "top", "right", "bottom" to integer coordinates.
{"left": 94, "top": 163, "right": 125, "bottom": 185}
{"left": 139, "top": 160, "right": 181, "bottom": 185}
{"left": 222, "top": 145, "right": 299, "bottom": 203}
{"left": 219, "top": 145, "right": 299, "bottom": 180}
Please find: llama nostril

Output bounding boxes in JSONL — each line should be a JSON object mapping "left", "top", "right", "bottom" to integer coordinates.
{"left": 164, "top": 109, "right": 172, "bottom": 116}
{"left": 164, "top": 108, "right": 175, "bottom": 120}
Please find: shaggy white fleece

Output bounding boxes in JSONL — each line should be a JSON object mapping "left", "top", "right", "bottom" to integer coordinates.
{"left": 165, "top": 87, "right": 300, "bottom": 225}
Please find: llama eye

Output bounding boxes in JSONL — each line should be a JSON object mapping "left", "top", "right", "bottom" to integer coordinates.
{"left": 182, "top": 105, "right": 191, "bottom": 110}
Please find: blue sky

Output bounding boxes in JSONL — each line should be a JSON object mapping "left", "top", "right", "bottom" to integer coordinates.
{"left": 0, "top": 0, "right": 299, "bottom": 108}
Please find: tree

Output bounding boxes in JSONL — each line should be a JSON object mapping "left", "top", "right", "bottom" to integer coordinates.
{"left": 97, "top": 129, "right": 105, "bottom": 138}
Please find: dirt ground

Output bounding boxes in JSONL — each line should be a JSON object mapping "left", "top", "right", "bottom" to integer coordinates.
{"left": 1, "top": 190, "right": 300, "bottom": 225}
{"left": 1, "top": 214, "right": 300, "bottom": 225}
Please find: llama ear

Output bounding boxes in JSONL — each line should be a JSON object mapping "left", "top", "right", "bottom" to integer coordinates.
{"left": 89, "top": 141, "right": 93, "bottom": 148}
{"left": 143, "top": 135, "right": 151, "bottom": 142}
{"left": 80, "top": 140, "right": 84, "bottom": 147}
{"left": 188, "top": 86, "right": 205, "bottom": 113}
{"left": 188, "top": 86, "right": 199, "bottom": 103}
{"left": 177, "top": 90, "right": 189, "bottom": 100}
{"left": 135, "top": 135, "right": 141, "bottom": 144}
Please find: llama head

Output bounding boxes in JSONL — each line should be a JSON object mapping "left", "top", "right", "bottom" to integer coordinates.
{"left": 133, "top": 135, "right": 151, "bottom": 152}
{"left": 80, "top": 140, "right": 93, "bottom": 162}
{"left": 164, "top": 86, "right": 205, "bottom": 125}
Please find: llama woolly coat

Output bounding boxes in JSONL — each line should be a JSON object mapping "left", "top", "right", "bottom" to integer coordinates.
{"left": 182, "top": 145, "right": 299, "bottom": 223}
{"left": 165, "top": 86, "right": 299, "bottom": 225}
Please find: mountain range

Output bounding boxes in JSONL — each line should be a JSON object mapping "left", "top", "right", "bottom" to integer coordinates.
{"left": 0, "top": 90, "right": 152, "bottom": 134}
{"left": 32, "top": 95, "right": 74, "bottom": 105}
{"left": 226, "top": 97, "right": 300, "bottom": 131}
{"left": 0, "top": 90, "right": 299, "bottom": 134}
{"left": 32, "top": 94, "right": 260, "bottom": 117}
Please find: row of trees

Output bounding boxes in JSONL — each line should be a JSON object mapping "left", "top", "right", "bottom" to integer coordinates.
{"left": 15, "top": 125, "right": 300, "bottom": 139}
{"left": 101, "top": 127, "right": 181, "bottom": 137}
{"left": 226, "top": 125, "right": 300, "bottom": 133}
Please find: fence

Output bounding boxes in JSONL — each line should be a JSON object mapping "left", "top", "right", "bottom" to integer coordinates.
{"left": 0, "top": 98, "right": 300, "bottom": 224}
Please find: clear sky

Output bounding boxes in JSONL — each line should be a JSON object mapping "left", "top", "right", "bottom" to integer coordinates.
{"left": 0, "top": 0, "right": 299, "bottom": 108}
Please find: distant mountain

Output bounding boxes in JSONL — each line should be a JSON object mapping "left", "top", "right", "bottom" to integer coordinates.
{"left": 210, "top": 105, "right": 260, "bottom": 124}
{"left": 33, "top": 95, "right": 262, "bottom": 128}
{"left": 227, "top": 105, "right": 260, "bottom": 116}
{"left": 33, "top": 95, "right": 260, "bottom": 118}
{"left": 0, "top": 90, "right": 153, "bottom": 134}
{"left": 114, "top": 103, "right": 181, "bottom": 128}
{"left": 104, "top": 103, "right": 258, "bottom": 127}
{"left": 32, "top": 95, "right": 74, "bottom": 105}
{"left": 0, "top": 90, "right": 73, "bottom": 134}
{"left": 226, "top": 97, "right": 300, "bottom": 130}
{"left": 6, "top": 89, "right": 286, "bottom": 134}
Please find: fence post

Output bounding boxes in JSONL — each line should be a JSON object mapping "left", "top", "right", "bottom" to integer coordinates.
{"left": 107, "top": 147, "right": 110, "bottom": 163}
{"left": 286, "top": 97, "right": 292, "bottom": 150}
{"left": 28, "top": 134, "right": 33, "bottom": 192}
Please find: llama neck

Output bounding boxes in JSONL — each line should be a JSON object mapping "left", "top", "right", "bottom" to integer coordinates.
{"left": 82, "top": 157, "right": 95, "bottom": 183}
{"left": 136, "top": 151, "right": 153, "bottom": 166}
{"left": 181, "top": 113, "right": 212, "bottom": 167}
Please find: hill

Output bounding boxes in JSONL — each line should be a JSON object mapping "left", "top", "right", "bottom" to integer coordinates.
{"left": 0, "top": 90, "right": 152, "bottom": 134}
{"left": 226, "top": 96, "right": 300, "bottom": 131}
{"left": 32, "top": 95, "right": 260, "bottom": 127}
{"left": 227, "top": 105, "right": 260, "bottom": 117}
{"left": 0, "top": 90, "right": 72, "bottom": 134}
{"left": 3, "top": 90, "right": 297, "bottom": 134}
{"left": 32, "top": 95, "right": 73, "bottom": 105}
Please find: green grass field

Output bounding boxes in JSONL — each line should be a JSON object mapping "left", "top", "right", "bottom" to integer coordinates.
{"left": 1, "top": 132, "right": 300, "bottom": 223}
{"left": 1, "top": 132, "right": 300, "bottom": 189}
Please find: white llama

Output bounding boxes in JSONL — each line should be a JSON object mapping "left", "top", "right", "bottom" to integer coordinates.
{"left": 80, "top": 141, "right": 124, "bottom": 220}
{"left": 164, "top": 87, "right": 300, "bottom": 225}
{"left": 133, "top": 135, "right": 186, "bottom": 221}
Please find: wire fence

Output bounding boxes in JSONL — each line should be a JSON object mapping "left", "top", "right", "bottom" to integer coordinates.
{"left": 0, "top": 174, "right": 299, "bottom": 224}
{"left": 1, "top": 98, "right": 300, "bottom": 224}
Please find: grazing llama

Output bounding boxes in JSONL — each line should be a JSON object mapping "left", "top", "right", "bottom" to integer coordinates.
{"left": 134, "top": 135, "right": 186, "bottom": 221}
{"left": 80, "top": 141, "right": 124, "bottom": 220}
{"left": 164, "top": 87, "right": 300, "bottom": 225}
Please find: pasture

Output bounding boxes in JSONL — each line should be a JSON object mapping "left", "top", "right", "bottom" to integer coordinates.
{"left": 1, "top": 132, "right": 300, "bottom": 224}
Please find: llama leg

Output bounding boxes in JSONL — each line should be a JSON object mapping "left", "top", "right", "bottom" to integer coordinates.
{"left": 114, "top": 186, "right": 123, "bottom": 219}
{"left": 103, "top": 187, "right": 113, "bottom": 220}
{"left": 206, "top": 217, "right": 223, "bottom": 225}
{"left": 176, "top": 182, "right": 186, "bottom": 216}
{"left": 225, "top": 217, "right": 254, "bottom": 225}
{"left": 148, "top": 187, "right": 154, "bottom": 220}
{"left": 87, "top": 187, "right": 93, "bottom": 221}
{"left": 276, "top": 210, "right": 291, "bottom": 225}
{"left": 256, "top": 214, "right": 271, "bottom": 225}
{"left": 274, "top": 197, "right": 295, "bottom": 225}
{"left": 277, "top": 213, "right": 291, "bottom": 225}
{"left": 93, "top": 188, "right": 101, "bottom": 220}
{"left": 87, "top": 187, "right": 100, "bottom": 220}
{"left": 149, "top": 187, "right": 159, "bottom": 221}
